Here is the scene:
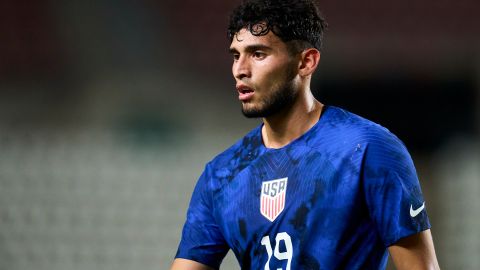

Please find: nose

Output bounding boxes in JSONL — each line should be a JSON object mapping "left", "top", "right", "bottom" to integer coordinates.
{"left": 232, "top": 55, "right": 251, "bottom": 80}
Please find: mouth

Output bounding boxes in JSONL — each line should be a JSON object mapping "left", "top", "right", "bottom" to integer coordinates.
{"left": 236, "top": 84, "right": 255, "bottom": 101}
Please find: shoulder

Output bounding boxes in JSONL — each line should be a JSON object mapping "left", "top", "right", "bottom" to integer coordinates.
{"left": 209, "top": 124, "right": 262, "bottom": 166}
{"left": 328, "top": 107, "right": 414, "bottom": 172}
{"left": 328, "top": 106, "right": 396, "bottom": 138}
{"left": 203, "top": 124, "right": 264, "bottom": 182}
{"left": 311, "top": 106, "right": 407, "bottom": 152}
{"left": 189, "top": 126, "right": 263, "bottom": 204}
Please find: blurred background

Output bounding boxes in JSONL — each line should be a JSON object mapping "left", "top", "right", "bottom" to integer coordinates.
{"left": 0, "top": 0, "right": 479, "bottom": 269}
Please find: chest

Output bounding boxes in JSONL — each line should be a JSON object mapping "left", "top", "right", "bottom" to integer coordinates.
{"left": 211, "top": 150, "right": 365, "bottom": 249}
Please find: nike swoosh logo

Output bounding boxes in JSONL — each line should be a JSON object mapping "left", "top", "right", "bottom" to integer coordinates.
{"left": 410, "top": 202, "right": 425, "bottom": 217}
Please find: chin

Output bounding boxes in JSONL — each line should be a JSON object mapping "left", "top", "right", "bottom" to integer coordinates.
{"left": 242, "top": 111, "right": 263, "bottom": 118}
{"left": 241, "top": 104, "right": 266, "bottom": 118}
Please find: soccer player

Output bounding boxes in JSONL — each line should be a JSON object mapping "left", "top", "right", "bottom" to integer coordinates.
{"left": 171, "top": 0, "right": 440, "bottom": 269}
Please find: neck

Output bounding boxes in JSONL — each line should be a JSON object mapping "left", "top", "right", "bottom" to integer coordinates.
{"left": 261, "top": 88, "right": 323, "bottom": 149}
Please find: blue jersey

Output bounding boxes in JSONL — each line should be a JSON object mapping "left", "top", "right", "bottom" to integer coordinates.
{"left": 175, "top": 106, "right": 430, "bottom": 269}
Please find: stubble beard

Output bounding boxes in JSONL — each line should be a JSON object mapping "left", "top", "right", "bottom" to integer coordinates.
{"left": 241, "top": 65, "right": 298, "bottom": 118}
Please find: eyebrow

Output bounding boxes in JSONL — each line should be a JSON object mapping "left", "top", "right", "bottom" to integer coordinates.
{"left": 229, "top": 44, "right": 272, "bottom": 54}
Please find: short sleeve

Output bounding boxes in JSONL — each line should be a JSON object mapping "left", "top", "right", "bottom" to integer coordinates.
{"left": 362, "top": 131, "right": 431, "bottom": 247}
{"left": 175, "top": 164, "right": 229, "bottom": 269}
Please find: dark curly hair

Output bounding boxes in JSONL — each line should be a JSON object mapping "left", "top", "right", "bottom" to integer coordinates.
{"left": 227, "top": 0, "right": 328, "bottom": 53}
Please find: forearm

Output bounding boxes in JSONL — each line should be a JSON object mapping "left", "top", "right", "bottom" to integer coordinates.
{"left": 388, "top": 230, "right": 440, "bottom": 270}
{"left": 170, "top": 258, "right": 215, "bottom": 270}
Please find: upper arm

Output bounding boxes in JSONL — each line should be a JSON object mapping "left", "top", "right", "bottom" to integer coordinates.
{"left": 388, "top": 229, "right": 440, "bottom": 270}
{"left": 170, "top": 258, "right": 215, "bottom": 270}
{"left": 175, "top": 165, "right": 229, "bottom": 268}
{"left": 362, "top": 131, "right": 431, "bottom": 245}
{"left": 362, "top": 133, "right": 438, "bottom": 268}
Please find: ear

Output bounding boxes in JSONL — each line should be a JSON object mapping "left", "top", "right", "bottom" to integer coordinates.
{"left": 298, "top": 48, "right": 321, "bottom": 77}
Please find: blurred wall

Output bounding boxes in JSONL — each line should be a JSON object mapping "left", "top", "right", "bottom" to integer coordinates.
{"left": 0, "top": 0, "right": 479, "bottom": 269}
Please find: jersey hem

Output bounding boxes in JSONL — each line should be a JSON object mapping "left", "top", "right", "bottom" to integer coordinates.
{"left": 385, "top": 225, "right": 432, "bottom": 247}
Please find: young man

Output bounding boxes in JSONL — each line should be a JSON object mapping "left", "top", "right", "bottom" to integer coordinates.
{"left": 171, "top": 0, "right": 440, "bottom": 269}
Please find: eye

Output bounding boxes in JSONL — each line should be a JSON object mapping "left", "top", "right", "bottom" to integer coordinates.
{"left": 253, "top": 51, "right": 266, "bottom": 60}
{"left": 232, "top": 53, "right": 240, "bottom": 61}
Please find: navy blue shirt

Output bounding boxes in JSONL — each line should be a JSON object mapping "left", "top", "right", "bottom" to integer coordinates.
{"left": 175, "top": 106, "right": 430, "bottom": 269}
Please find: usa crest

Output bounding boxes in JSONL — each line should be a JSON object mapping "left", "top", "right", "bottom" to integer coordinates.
{"left": 260, "top": 177, "right": 288, "bottom": 222}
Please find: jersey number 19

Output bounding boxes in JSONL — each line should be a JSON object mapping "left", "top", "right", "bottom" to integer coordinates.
{"left": 260, "top": 232, "right": 292, "bottom": 270}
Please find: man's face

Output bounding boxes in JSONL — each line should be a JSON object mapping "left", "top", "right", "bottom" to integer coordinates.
{"left": 229, "top": 28, "right": 300, "bottom": 118}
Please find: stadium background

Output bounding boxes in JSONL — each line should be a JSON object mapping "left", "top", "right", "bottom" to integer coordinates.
{"left": 0, "top": 0, "right": 479, "bottom": 269}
